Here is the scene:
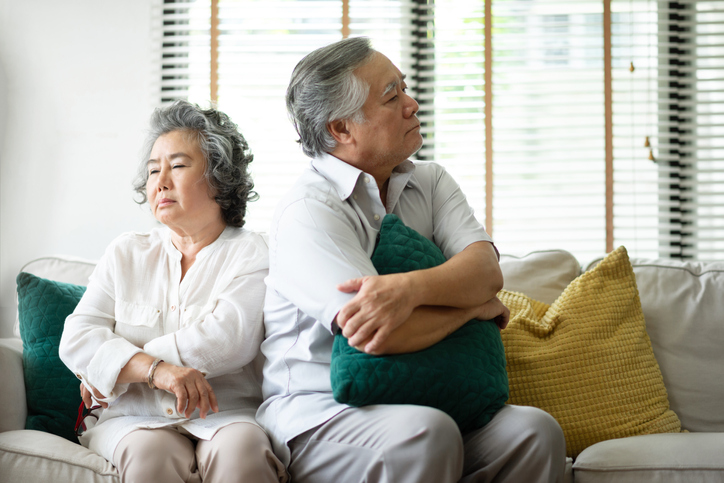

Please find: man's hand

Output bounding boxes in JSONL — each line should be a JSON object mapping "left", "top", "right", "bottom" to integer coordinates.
{"left": 472, "top": 296, "right": 510, "bottom": 330}
{"left": 152, "top": 362, "right": 219, "bottom": 419}
{"left": 336, "top": 273, "right": 418, "bottom": 353}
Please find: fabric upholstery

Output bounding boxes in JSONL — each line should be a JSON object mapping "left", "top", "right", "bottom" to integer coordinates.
{"left": 499, "top": 246, "right": 681, "bottom": 457}
{"left": 628, "top": 259, "right": 724, "bottom": 433}
{"left": 573, "top": 433, "right": 724, "bottom": 483}
{"left": 0, "top": 430, "right": 118, "bottom": 482}
{"left": 16, "top": 272, "right": 85, "bottom": 443}
{"left": 0, "top": 339, "right": 26, "bottom": 432}
{"left": 499, "top": 250, "right": 581, "bottom": 305}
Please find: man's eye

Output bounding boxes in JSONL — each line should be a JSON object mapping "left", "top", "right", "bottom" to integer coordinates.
{"left": 172, "top": 164, "right": 185, "bottom": 169}
{"left": 149, "top": 169, "right": 159, "bottom": 175}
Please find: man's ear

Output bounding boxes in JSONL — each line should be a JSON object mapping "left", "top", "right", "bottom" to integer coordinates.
{"left": 328, "top": 119, "right": 354, "bottom": 145}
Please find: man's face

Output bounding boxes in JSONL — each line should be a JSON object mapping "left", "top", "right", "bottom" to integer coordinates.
{"left": 348, "top": 52, "right": 423, "bottom": 170}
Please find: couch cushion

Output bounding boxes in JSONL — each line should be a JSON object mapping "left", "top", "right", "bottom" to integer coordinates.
{"left": 17, "top": 272, "right": 86, "bottom": 443}
{"left": 628, "top": 258, "right": 724, "bottom": 433}
{"left": 0, "top": 339, "right": 26, "bottom": 432}
{"left": 0, "top": 430, "right": 118, "bottom": 483}
{"left": 573, "top": 433, "right": 724, "bottom": 483}
{"left": 499, "top": 250, "right": 581, "bottom": 305}
{"left": 15, "top": 255, "right": 96, "bottom": 337}
{"left": 499, "top": 246, "right": 681, "bottom": 458}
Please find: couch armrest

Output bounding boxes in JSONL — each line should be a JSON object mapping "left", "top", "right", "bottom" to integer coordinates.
{"left": 0, "top": 338, "right": 27, "bottom": 432}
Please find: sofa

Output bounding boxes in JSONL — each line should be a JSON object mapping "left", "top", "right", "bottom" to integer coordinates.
{"left": 1, "top": 249, "right": 723, "bottom": 482}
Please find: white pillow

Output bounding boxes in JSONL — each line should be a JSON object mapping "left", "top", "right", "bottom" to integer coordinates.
{"left": 499, "top": 250, "right": 581, "bottom": 305}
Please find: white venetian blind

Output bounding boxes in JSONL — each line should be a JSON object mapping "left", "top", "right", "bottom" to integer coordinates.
{"left": 613, "top": 0, "right": 724, "bottom": 260}
{"left": 158, "top": 0, "right": 212, "bottom": 104}
{"left": 611, "top": 0, "right": 661, "bottom": 259}
{"left": 214, "top": 1, "right": 342, "bottom": 232}
{"left": 490, "top": 0, "right": 607, "bottom": 263}
{"left": 412, "top": 1, "right": 489, "bottom": 231}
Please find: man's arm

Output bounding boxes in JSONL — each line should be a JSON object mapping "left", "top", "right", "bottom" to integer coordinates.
{"left": 350, "top": 295, "right": 510, "bottom": 355}
{"left": 336, "top": 241, "right": 504, "bottom": 353}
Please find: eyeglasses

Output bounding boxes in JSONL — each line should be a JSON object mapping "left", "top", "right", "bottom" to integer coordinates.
{"left": 74, "top": 401, "right": 102, "bottom": 437}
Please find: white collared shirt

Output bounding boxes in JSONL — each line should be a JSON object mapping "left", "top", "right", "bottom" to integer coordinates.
{"left": 257, "top": 153, "right": 493, "bottom": 465}
{"left": 59, "top": 226, "right": 269, "bottom": 461}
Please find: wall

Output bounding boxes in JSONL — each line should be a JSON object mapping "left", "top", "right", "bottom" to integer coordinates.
{"left": 0, "top": 0, "right": 158, "bottom": 337}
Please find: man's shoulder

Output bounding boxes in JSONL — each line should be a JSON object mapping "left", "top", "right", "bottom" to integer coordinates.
{"left": 275, "top": 168, "right": 341, "bottom": 214}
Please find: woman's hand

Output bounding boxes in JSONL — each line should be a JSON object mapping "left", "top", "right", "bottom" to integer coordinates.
{"left": 151, "top": 362, "right": 219, "bottom": 419}
{"left": 80, "top": 383, "right": 109, "bottom": 409}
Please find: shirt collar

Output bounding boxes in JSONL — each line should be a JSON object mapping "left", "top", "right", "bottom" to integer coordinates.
{"left": 311, "top": 153, "right": 416, "bottom": 202}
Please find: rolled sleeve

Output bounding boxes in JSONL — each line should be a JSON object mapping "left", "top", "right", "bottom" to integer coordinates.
{"left": 429, "top": 164, "right": 493, "bottom": 259}
{"left": 268, "top": 196, "right": 377, "bottom": 331}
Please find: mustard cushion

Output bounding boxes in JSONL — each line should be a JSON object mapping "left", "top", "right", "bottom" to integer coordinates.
{"left": 499, "top": 246, "right": 681, "bottom": 458}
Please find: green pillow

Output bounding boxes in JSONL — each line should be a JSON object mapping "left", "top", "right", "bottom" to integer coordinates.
{"left": 16, "top": 272, "right": 85, "bottom": 443}
{"left": 330, "top": 214, "right": 509, "bottom": 432}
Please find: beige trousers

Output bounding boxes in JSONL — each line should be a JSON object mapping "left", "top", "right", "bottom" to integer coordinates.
{"left": 288, "top": 404, "right": 566, "bottom": 483}
{"left": 113, "top": 422, "right": 288, "bottom": 483}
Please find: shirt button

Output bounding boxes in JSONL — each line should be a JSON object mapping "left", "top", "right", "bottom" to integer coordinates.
{"left": 171, "top": 305, "right": 176, "bottom": 311}
{"left": 76, "top": 373, "right": 82, "bottom": 380}
{"left": 353, "top": 194, "right": 358, "bottom": 200}
{"left": 374, "top": 214, "right": 380, "bottom": 221}
{"left": 166, "top": 408, "right": 174, "bottom": 415}
{"left": 364, "top": 177, "right": 370, "bottom": 183}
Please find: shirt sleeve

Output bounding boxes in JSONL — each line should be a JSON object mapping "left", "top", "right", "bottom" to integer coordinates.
{"left": 428, "top": 163, "right": 495, "bottom": 260}
{"left": 59, "top": 244, "right": 141, "bottom": 403}
{"left": 266, "top": 196, "right": 378, "bottom": 332}
{"left": 143, "top": 261, "right": 268, "bottom": 379}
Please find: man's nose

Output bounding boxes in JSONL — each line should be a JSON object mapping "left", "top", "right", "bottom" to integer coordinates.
{"left": 403, "top": 93, "right": 419, "bottom": 118}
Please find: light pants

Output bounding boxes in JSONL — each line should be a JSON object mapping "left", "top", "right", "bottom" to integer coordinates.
{"left": 288, "top": 404, "right": 566, "bottom": 483}
{"left": 113, "top": 422, "right": 288, "bottom": 483}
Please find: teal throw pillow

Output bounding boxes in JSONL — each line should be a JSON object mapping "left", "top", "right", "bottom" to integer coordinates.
{"left": 330, "top": 214, "right": 509, "bottom": 432}
{"left": 17, "top": 272, "right": 85, "bottom": 443}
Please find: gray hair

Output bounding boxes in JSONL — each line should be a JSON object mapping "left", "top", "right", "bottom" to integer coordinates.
{"left": 286, "top": 36, "right": 376, "bottom": 158}
{"left": 133, "top": 100, "right": 257, "bottom": 228}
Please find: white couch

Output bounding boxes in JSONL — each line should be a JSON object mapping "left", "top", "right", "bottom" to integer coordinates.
{"left": 1, "top": 250, "right": 723, "bottom": 483}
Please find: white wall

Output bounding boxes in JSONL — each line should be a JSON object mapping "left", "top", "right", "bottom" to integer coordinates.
{"left": 0, "top": 0, "right": 158, "bottom": 337}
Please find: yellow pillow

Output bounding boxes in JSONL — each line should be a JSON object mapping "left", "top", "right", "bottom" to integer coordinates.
{"left": 499, "top": 246, "right": 681, "bottom": 458}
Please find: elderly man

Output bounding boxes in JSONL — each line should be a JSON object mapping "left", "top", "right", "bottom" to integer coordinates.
{"left": 257, "top": 37, "right": 566, "bottom": 483}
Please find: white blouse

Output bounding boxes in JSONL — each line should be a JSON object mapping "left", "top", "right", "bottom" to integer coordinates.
{"left": 59, "top": 226, "right": 269, "bottom": 462}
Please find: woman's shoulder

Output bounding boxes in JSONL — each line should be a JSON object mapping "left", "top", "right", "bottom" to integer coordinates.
{"left": 214, "top": 227, "right": 269, "bottom": 269}
{"left": 100, "top": 228, "right": 168, "bottom": 262}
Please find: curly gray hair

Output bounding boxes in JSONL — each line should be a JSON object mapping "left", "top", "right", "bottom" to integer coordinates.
{"left": 133, "top": 100, "right": 257, "bottom": 228}
{"left": 286, "top": 37, "right": 376, "bottom": 158}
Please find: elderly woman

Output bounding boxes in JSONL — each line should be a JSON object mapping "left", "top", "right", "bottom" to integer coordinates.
{"left": 59, "top": 100, "right": 286, "bottom": 483}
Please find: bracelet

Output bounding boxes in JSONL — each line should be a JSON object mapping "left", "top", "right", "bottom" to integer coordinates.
{"left": 147, "top": 358, "right": 163, "bottom": 390}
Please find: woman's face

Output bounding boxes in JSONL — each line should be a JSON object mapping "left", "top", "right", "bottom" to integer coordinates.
{"left": 146, "top": 130, "right": 223, "bottom": 233}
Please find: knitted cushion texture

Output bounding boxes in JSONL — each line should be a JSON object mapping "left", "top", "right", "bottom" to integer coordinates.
{"left": 330, "top": 214, "right": 509, "bottom": 432}
{"left": 499, "top": 246, "right": 681, "bottom": 458}
{"left": 17, "top": 272, "right": 85, "bottom": 443}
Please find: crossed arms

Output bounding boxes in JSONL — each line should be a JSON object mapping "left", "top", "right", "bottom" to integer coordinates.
{"left": 335, "top": 240, "right": 509, "bottom": 355}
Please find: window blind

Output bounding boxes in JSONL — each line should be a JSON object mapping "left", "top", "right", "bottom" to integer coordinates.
{"left": 158, "top": 0, "right": 212, "bottom": 104}
{"left": 157, "top": 0, "right": 724, "bottom": 260}
{"left": 490, "top": 0, "right": 607, "bottom": 262}
{"left": 613, "top": 0, "right": 724, "bottom": 260}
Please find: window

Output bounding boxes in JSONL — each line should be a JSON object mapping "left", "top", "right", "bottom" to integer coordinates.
{"left": 157, "top": 0, "right": 724, "bottom": 261}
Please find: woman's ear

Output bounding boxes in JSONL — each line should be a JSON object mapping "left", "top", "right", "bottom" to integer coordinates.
{"left": 327, "top": 119, "right": 354, "bottom": 145}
